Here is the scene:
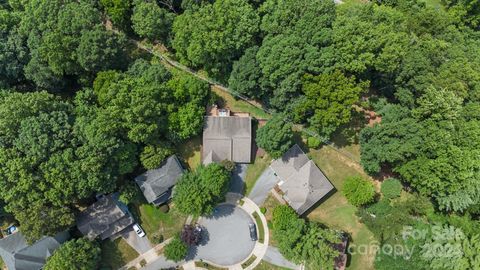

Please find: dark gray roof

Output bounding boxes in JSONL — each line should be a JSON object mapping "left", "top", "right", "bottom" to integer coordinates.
{"left": 202, "top": 116, "right": 252, "bottom": 164}
{"left": 76, "top": 194, "right": 134, "bottom": 240}
{"left": 0, "top": 231, "right": 69, "bottom": 270}
{"left": 271, "top": 144, "right": 334, "bottom": 215}
{"left": 135, "top": 155, "right": 184, "bottom": 204}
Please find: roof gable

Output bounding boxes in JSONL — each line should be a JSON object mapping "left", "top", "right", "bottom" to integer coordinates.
{"left": 272, "top": 145, "right": 335, "bottom": 215}
{"left": 202, "top": 116, "right": 252, "bottom": 164}
{"left": 135, "top": 155, "right": 184, "bottom": 203}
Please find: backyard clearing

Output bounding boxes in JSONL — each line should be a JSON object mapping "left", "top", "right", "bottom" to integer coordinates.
{"left": 306, "top": 145, "right": 376, "bottom": 270}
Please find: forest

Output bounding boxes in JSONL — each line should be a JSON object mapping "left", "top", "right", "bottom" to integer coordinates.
{"left": 0, "top": 0, "right": 480, "bottom": 269}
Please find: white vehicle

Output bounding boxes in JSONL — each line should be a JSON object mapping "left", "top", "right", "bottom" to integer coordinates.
{"left": 133, "top": 224, "right": 146, "bottom": 237}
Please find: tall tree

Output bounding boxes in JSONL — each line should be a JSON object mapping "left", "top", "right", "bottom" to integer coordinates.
{"left": 131, "top": 1, "right": 174, "bottom": 43}
{"left": 172, "top": 0, "right": 259, "bottom": 78}
{"left": 256, "top": 114, "right": 293, "bottom": 159}
{"left": 44, "top": 238, "right": 101, "bottom": 270}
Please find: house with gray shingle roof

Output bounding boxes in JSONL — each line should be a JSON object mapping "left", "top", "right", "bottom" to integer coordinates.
{"left": 271, "top": 144, "right": 334, "bottom": 215}
{"left": 0, "top": 230, "right": 69, "bottom": 270}
{"left": 76, "top": 194, "right": 134, "bottom": 240}
{"left": 202, "top": 113, "right": 252, "bottom": 165}
{"left": 135, "top": 155, "right": 184, "bottom": 205}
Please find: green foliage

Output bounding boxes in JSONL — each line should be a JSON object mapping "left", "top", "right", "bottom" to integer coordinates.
{"left": 164, "top": 235, "right": 188, "bottom": 262}
{"left": 272, "top": 205, "right": 341, "bottom": 270}
{"left": 16, "top": 0, "right": 127, "bottom": 89}
{"left": 307, "top": 136, "right": 322, "bottom": 149}
{"left": 44, "top": 238, "right": 101, "bottom": 270}
{"left": 381, "top": 178, "right": 403, "bottom": 199}
{"left": 255, "top": 0, "right": 336, "bottom": 108}
{"left": 220, "top": 159, "right": 235, "bottom": 172}
{"left": 100, "top": 0, "right": 132, "bottom": 31}
{"left": 131, "top": 1, "right": 173, "bottom": 42}
{"left": 173, "top": 163, "right": 230, "bottom": 216}
{"left": 93, "top": 60, "right": 207, "bottom": 144}
{"left": 172, "top": 0, "right": 259, "bottom": 77}
{"left": 255, "top": 114, "right": 293, "bottom": 159}
{"left": 228, "top": 46, "right": 263, "bottom": 99}
{"left": 294, "top": 71, "right": 367, "bottom": 139}
{"left": 140, "top": 144, "right": 174, "bottom": 170}
{"left": 119, "top": 182, "right": 139, "bottom": 205}
{"left": 342, "top": 176, "right": 376, "bottom": 207}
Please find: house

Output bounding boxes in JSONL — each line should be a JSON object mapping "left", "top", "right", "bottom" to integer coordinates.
{"left": 0, "top": 231, "right": 69, "bottom": 270}
{"left": 202, "top": 109, "right": 252, "bottom": 165}
{"left": 135, "top": 155, "right": 184, "bottom": 205}
{"left": 76, "top": 194, "right": 134, "bottom": 240}
{"left": 270, "top": 144, "right": 334, "bottom": 215}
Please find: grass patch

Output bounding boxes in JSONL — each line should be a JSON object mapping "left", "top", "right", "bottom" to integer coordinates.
{"left": 255, "top": 260, "right": 293, "bottom": 270}
{"left": 100, "top": 238, "right": 139, "bottom": 269}
{"left": 241, "top": 255, "right": 257, "bottom": 268}
{"left": 130, "top": 202, "right": 186, "bottom": 244}
{"left": 252, "top": 212, "right": 265, "bottom": 243}
{"left": 176, "top": 135, "right": 201, "bottom": 170}
{"left": 245, "top": 154, "right": 271, "bottom": 196}
{"left": 194, "top": 261, "right": 227, "bottom": 270}
{"left": 212, "top": 86, "right": 271, "bottom": 119}
{"left": 306, "top": 146, "right": 376, "bottom": 270}
{"left": 261, "top": 195, "right": 282, "bottom": 247}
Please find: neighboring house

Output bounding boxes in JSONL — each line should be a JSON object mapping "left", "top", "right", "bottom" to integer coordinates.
{"left": 76, "top": 194, "right": 134, "bottom": 240}
{"left": 271, "top": 144, "right": 334, "bottom": 215}
{"left": 202, "top": 109, "right": 252, "bottom": 165}
{"left": 135, "top": 155, "right": 184, "bottom": 206}
{"left": 0, "top": 231, "right": 69, "bottom": 270}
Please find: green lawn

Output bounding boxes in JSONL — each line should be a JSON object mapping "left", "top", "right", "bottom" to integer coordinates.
{"left": 306, "top": 146, "right": 376, "bottom": 270}
{"left": 176, "top": 135, "right": 201, "bottom": 170}
{"left": 245, "top": 154, "right": 271, "bottom": 196}
{"left": 255, "top": 260, "right": 293, "bottom": 270}
{"left": 252, "top": 212, "right": 265, "bottom": 243}
{"left": 212, "top": 86, "right": 271, "bottom": 119}
{"left": 260, "top": 195, "right": 282, "bottom": 247}
{"left": 100, "top": 238, "right": 139, "bottom": 270}
{"left": 130, "top": 202, "right": 186, "bottom": 245}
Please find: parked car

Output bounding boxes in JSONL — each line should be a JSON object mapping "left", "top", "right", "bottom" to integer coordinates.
{"left": 248, "top": 222, "right": 257, "bottom": 241}
{"left": 133, "top": 224, "right": 146, "bottom": 237}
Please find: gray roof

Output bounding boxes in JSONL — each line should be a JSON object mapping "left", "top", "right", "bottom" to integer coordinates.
{"left": 202, "top": 116, "right": 252, "bottom": 164}
{"left": 0, "top": 231, "right": 69, "bottom": 270}
{"left": 135, "top": 155, "right": 184, "bottom": 204}
{"left": 76, "top": 194, "right": 134, "bottom": 240}
{"left": 271, "top": 144, "right": 334, "bottom": 215}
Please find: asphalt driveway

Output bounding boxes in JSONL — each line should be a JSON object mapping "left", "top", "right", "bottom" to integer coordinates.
{"left": 229, "top": 164, "right": 247, "bottom": 194}
{"left": 248, "top": 167, "right": 279, "bottom": 205}
{"left": 120, "top": 226, "right": 152, "bottom": 254}
{"left": 194, "top": 204, "right": 255, "bottom": 265}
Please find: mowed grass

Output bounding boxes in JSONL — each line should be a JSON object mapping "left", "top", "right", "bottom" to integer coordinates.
{"left": 130, "top": 197, "right": 187, "bottom": 244}
{"left": 306, "top": 146, "right": 376, "bottom": 270}
{"left": 255, "top": 260, "right": 293, "bottom": 270}
{"left": 100, "top": 238, "right": 139, "bottom": 269}
{"left": 261, "top": 195, "right": 283, "bottom": 247}
{"left": 245, "top": 154, "right": 272, "bottom": 196}
{"left": 212, "top": 86, "right": 271, "bottom": 119}
{"left": 176, "top": 135, "right": 202, "bottom": 170}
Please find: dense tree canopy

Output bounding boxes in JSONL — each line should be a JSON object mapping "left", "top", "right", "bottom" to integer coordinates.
{"left": 172, "top": 0, "right": 259, "bottom": 77}
{"left": 131, "top": 1, "right": 174, "bottom": 43}
{"left": 272, "top": 205, "right": 341, "bottom": 270}
{"left": 255, "top": 114, "right": 293, "bottom": 159}
{"left": 44, "top": 238, "right": 101, "bottom": 270}
{"left": 173, "top": 163, "right": 230, "bottom": 216}
{"left": 164, "top": 234, "right": 188, "bottom": 262}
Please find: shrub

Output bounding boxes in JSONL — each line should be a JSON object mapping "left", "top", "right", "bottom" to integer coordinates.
{"left": 381, "top": 178, "right": 403, "bottom": 199}
{"left": 307, "top": 136, "right": 322, "bottom": 148}
{"left": 140, "top": 259, "right": 147, "bottom": 267}
{"left": 164, "top": 235, "right": 188, "bottom": 262}
{"left": 151, "top": 233, "right": 164, "bottom": 244}
{"left": 220, "top": 159, "right": 235, "bottom": 172}
{"left": 260, "top": 207, "right": 267, "bottom": 214}
{"left": 159, "top": 204, "right": 170, "bottom": 213}
{"left": 342, "top": 176, "right": 376, "bottom": 207}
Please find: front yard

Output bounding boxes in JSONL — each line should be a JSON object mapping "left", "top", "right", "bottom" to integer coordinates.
{"left": 130, "top": 201, "right": 187, "bottom": 245}
{"left": 100, "top": 238, "right": 139, "bottom": 269}
{"left": 244, "top": 154, "right": 271, "bottom": 196}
